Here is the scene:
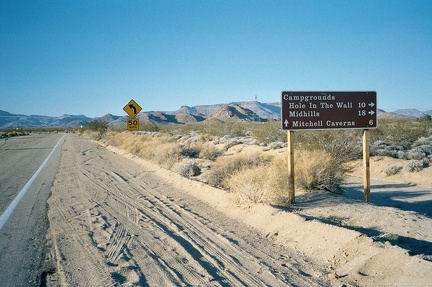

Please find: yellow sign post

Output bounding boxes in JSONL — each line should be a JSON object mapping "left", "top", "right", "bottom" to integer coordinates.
{"left": 123, "top": 99, "right": 142, "bottom": 118}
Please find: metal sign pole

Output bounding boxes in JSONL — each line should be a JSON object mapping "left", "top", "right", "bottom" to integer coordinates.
{"left": 363, "top": 129, "right": 371, "bottom": 202}
{"left": 287, "top": 130, "right": 295, "bottom": 204}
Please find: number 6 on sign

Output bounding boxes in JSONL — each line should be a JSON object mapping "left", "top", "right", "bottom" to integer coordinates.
{"left": 127, "top": 118, "right": 139, "bottom": 131}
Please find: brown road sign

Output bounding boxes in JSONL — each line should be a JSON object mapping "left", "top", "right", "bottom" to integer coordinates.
{"left": 127, "top": 118, "right": 139, "bottom": 131}
{"left": 281, "top": 91, "right": 377, "bottom": 130}
{"left": 123, "top": 99, "right": 142, "bottom": 118}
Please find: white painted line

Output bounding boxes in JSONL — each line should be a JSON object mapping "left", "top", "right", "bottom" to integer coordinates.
{"left": 0, "top": 134, "right": 65, "bottom": 230}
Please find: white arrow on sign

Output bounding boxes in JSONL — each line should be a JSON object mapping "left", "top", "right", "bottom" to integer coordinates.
{"left": 368, "top": 102, "right": 375, "bottom": 107}
{"left": 368, "top": 110, "right": 375, "bottom": 115}
{"left": 284, "top": 119, "right": 289, "bottom": 127}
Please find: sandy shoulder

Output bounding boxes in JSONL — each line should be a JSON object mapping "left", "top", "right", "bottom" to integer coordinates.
{"left": 104, "top": 143, "right": 432, "bottom": 286}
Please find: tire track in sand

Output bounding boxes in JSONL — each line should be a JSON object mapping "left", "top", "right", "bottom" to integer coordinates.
{"left": 47, "top": 134, "right": 325, "bottom": 286}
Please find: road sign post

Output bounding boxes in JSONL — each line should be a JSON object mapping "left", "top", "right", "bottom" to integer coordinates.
{"left": 123, "top": 99, "right": 142, "bottom": 131}
{"left": 287, "top": 130, "right": 295, "bottom": 204}
{"left": 281, "top": 91, "right": 377, "bottom": 203}
{"left": 363, "top": 129, "right": 371, "bottom": 202}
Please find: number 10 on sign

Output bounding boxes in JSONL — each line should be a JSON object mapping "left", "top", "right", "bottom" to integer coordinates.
{"left": 127, "top": 118, "right": 139, "bottom": 131}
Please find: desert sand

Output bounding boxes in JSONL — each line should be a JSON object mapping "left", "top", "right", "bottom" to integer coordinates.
{"left": 45, "top": 134, "right": 432, "bottom": 286}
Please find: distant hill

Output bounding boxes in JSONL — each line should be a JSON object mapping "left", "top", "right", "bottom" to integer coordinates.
{"left": 377, "top": 110, "right": 411, "bottom": 120}
{"left": 208, "top": 103, "right": 267, "bottom": 122}
{"left": 0, "top": 103, "right": 430, "bottom": 128}
{"left": 173, "top": 101, "right": 280, "bottom": 120}
{"left": 393, "top": 109, "right": 427, "bottom": 118}
{"left": 0, "top": 111, "right": 92, "bottom": 128}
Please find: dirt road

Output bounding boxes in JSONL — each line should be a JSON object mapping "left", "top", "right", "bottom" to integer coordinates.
{"left": 46, "top": 134, "right": 327, "bottom": 286}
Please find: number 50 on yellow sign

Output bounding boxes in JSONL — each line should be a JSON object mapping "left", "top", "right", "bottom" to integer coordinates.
{"left": 127, "top": 118, "right": 139, "bottom": 131}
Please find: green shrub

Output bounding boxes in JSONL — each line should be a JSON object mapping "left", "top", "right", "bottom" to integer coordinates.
{"left": 251, "top": 122, "right": 286, "bottom": 144}
{"left": 371, "top": 119, "right": 431, "bottom": 150}
{"left": 294, "top": 130, "right": 362, "bottom": 162}
{"left": 88, "top": 120, "right": 108, "bottom": 139}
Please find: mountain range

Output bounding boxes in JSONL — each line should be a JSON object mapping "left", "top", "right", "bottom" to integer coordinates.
{"left": 0, "top": 102, "right": 431, "bottom": 129}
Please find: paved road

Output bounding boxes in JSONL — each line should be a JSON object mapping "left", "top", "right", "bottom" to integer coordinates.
{"left": 0, "top": 133, "right": 64, "bottom": 287}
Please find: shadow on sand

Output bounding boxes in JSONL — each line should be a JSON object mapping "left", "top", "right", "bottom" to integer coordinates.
{"left": 274, "top": 181, "right": 432, "bottom": 259}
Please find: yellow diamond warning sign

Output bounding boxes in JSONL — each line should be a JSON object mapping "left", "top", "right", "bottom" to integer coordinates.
{"left": 123, "top": 99, "right": 142, "bottom": 118}
{"left": 127, "top": 118, "right": 139, "bottom": 131}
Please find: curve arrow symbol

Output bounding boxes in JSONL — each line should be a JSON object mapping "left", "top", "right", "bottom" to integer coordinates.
{"left": 129, "top": 104, "right": 137, "bottom": 115}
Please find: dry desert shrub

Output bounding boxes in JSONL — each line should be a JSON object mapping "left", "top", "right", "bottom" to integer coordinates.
{"left": 206, "top": 153, "right": 272, "bottom": 188}
{"left": 404, "top": 159, "right": 429, "bottom": 172}
{"left": 105, "top": 131, "right": 183, "bottom": 169}
{"left": 293, "top": 149, "right": 345, "bottom": 192}
{"left": 384, "top": 165, "right": 403, "bottom": 176}
{"left": 226, "top": 161, "right": 290, "bottom": 206}
{"left": 227, "top": 165, "right": 272, "bottom": 204}
{"left": 217, "top": 150, "right": 346, "bottom": 206}
{"left": 139, "top": 139, "right": 182, "bottom": 169}
{"left": 105, "top": 131, "right": 139, "bottom": 150}
{"left": 199, "top": 142, "right": 223, "bottom": 160}
{"left": 173, "top": 160, "right": 201, "bottom": 178}
{"left": 85, "top": 130, "right": 102, "bottom": 141}
{"left": 295, "top": 130, "right": 362, "bottom": 161}
{"left": 250, "top": 122, "right": 286, "bottom": 144}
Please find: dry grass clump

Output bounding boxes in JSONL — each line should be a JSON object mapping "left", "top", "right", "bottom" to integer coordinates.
{"left": 104, "top": 131, "right": 182, "bottom": 169}
{"left": 294, "top": 150, "right": 345, "bottom": 192}
{"left": 199, "top": 142, "right": 223, "bottom": 160}
{"left": 222, "top": 149, "right": 345, "bottom": 206}
{"left": 226, "top": 162, "right": 290, "bottom": 206}
{"left": 206, "top": 153, "right": 272, "bottom": 188}
{"left": 227, "top": 165, "right": 274, "bottom": 205}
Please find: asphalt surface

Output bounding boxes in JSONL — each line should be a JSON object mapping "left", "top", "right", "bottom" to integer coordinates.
{"left": 0, "top": 133, "right": 64, "bottom": 287}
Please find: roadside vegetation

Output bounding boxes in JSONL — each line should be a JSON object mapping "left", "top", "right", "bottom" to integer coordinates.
{"left": 0, "top": 128, "right": 30, "bottom": 138}
{"left": 84, "top": 117, "right": 432, "bottom": 206}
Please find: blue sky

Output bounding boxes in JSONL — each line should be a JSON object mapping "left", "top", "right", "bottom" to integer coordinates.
{"left": 1, "top": 0, "right": 431, "bottom": 117}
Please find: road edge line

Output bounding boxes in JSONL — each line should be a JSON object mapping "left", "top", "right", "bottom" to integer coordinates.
{"left": 0, "top": 134, "right": 65, "bottom": 230}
